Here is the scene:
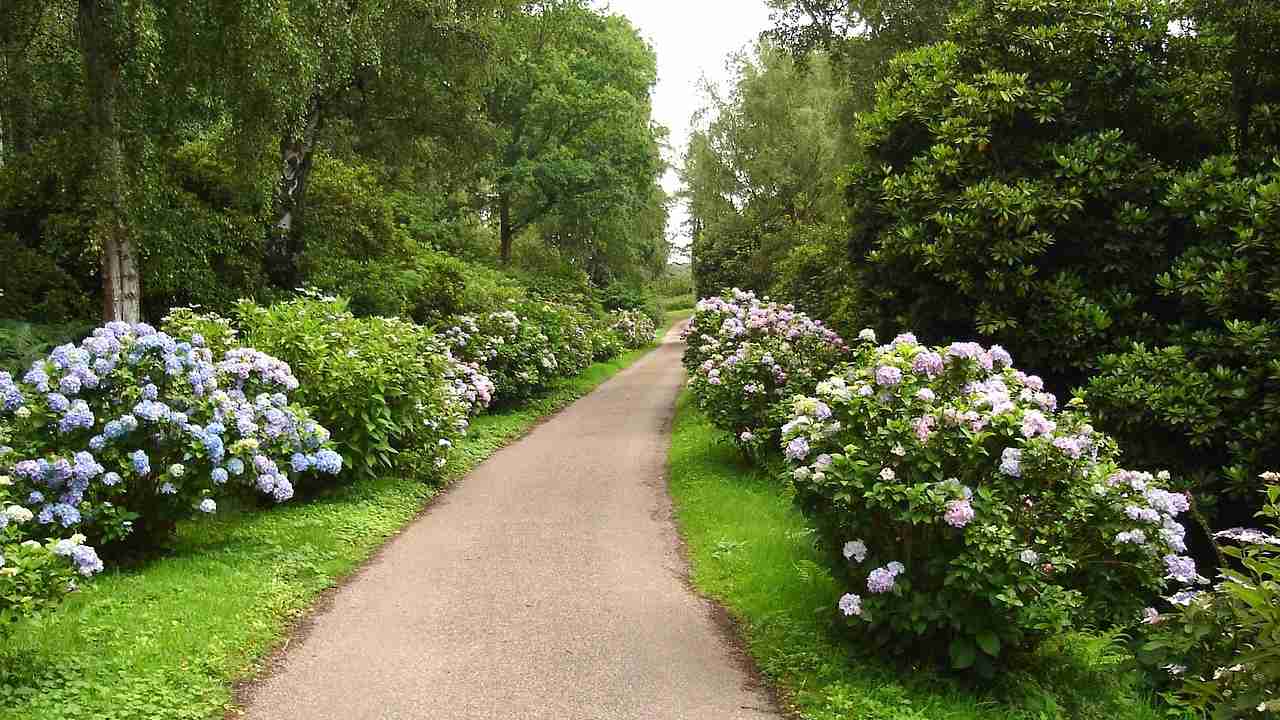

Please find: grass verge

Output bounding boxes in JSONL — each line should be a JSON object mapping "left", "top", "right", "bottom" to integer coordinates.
{"left": 667, "top": 391, "right": 1169, "bottom": 720}
{"left": 0, "top": 344, "right": 659, "bottom": 720}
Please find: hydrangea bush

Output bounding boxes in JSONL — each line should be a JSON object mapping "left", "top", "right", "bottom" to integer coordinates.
{"left": 236, "top": 297, "right": 464, "bottom": 484}
{"left": 779, "top": 332, "right": 1198, "bottom": 672}
{"left": 0, "top": 322, "right": 341, "bottom": 551}
{"left": 608, "top": 309, "right": 657, "bottom": 349}
{"left": 683, "top": 290, "right": 846, "bottom": 455}
{"left": 442, "top": 301, "right": 611, "bottom": 404}
{"left": 1, "top": 482, "right": 97, "bottom": 638}
{"left": 1140, "top": 476, "right": 1280, "bottom": 717}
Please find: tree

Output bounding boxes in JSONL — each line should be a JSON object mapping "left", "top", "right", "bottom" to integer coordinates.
{"left": 484, "top": 1, "right": 665, "bottom": 265}
{"left": 681, "top": 42, "right": 845, "bottom": 300}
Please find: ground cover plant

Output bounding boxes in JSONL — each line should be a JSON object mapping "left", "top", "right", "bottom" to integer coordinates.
{"left": 667, "top": 392, "right": 1167, "bottom": 720}
{"left": 0, "top": 334, "right": 662, "bottom": 720}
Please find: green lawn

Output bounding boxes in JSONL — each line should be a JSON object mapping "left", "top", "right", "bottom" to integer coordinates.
{"left": 0, "top": 345, "right": 658, "bottom": 720}
{"left": 666, "top": 392, "right": 1171, "bottom": 720}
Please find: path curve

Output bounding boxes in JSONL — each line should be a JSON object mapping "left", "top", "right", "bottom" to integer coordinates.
{"left": 240, "top": 323, "right": 780, "bottom": 720}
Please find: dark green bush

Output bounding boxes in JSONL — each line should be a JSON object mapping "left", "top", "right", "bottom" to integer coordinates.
{"left": 235, "top": 295, "right": 465, "bottom": 484}
{"left": 1083, "top": 158, "right": 1280, "bottom": 512}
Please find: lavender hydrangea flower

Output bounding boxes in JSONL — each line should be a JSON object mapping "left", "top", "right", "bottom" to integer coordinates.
{"left": 47, "top": 392, "right": 70, "bottom": 413}
{"left": 874, "top": 366, "right": 902, "bottom": 387}
{"left": 1115, "top": 529, "right": 1147, "bottom": 545}
{"left": 159, "top": 482, "right": 177, "bottom": 495}
{"left": 313, "top": 449, "right": 342, "bottom": 474}
{"left": 838, "top": 593, "right": 863, "bottom": 616}
{"left": 211, "top": 467, "right": 229, "bottom": 485}
{"left": 130, "top": 449, "right": 151, "bottom": 476}
{"left": 944, "top": 499, "right": 974, "bottom": 528}
{"left": 785, "top": 437, "right": 811, "bottom": 462}
{"left": 102, "top": 472, "right": 121, "bottom": 486}
{"left": 911, "top": 351, "right": 944, "bottom": 378}
{"left": 1020, "top": 409, "right": 1056, "bottom": 438}
{"left": 867, "top": 567, "right": 897, "bottom": 593}
{"left": 999, "top": 448, "right": 1022, "bottom": 477}
{"left": 1164, "top": 554, "right": 1198, "bottom": 584}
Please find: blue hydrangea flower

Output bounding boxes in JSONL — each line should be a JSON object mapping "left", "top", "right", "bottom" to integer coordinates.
{"left": 102, "top": 472, "right": 122, "bottom": 486}
{"left": 225, "top": 457, "right": 245, "bottom": 476}
{"left": 198, "top": 498, "right": 217, "bottom": 514}
{"left": 130, "top": 449, "right": 151, "bottom": 476}
{"left": 211, "top": 468, "right": 229, "bottom": 485}
{"left": 290, "top": 453, "right": 311, "bottom": 473}
{"left": 313, "top": 449, "right": 342, "bottom": 474}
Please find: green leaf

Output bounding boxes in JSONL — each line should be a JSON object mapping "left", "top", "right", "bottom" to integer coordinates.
{"left": 975, "top": 630, "right": 1000, "bottom": 657}
{"left": 950, "top": 637, "right": 976, "bottom": 670}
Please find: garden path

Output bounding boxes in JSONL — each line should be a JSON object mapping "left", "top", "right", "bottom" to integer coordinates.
{"left": 240, "top": 322, "right": 780, "bottom": 720}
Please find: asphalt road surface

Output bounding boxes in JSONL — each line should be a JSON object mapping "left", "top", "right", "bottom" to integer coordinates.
{"left": 240, "top": 322, "right": 780, "bottom": 720}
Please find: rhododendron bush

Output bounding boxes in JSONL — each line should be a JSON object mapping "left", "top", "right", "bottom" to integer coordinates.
{"left": 780, "top": 332, "right": 1200, "bottom": 672}
{"left": 682, "top": 290, "right": 845, "bottom": 455}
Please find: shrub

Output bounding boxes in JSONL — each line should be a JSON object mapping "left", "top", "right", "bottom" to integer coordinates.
{"left": 160, "top": 307, "right": 239, "bottom": 358}
{"left": 235, "top": 296, "right": 465, "bottom": 484}
{"left": 779, "top": 332, "right": 1196, "bottom": 672}
{"left": 682, "top": 290, "right": 846, "bottom": 453}
{"left": 1082, "top": 159, "right": 1280, "bottom": 516}
{"left": 586, "top": 322, "right": 626, "bottom": 362}
{"left": 441, "top": 301, "right": 599, "bottom": 404}
{"left": 0, "top": 526, "right": 96, "bottom": 640}
{"left": 1139, "top": 476, "right": 1280, "bottom": 717}
{"left": 0, "top": 322, "right": 340, "bottom": 551}
{"left": 607, "top": 310, "right": 657, "bottom": 349}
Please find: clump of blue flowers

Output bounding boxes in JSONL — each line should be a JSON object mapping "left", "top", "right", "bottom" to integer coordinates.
{"left": 0, "top": 321, "right": 343, "bottom": 557}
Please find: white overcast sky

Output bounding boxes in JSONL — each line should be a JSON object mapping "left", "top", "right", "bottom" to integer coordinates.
{"left": 600, "top": 0, "right": 776, "bottom": 260}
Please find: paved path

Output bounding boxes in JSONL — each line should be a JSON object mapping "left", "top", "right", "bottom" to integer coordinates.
{"left": 241, "top": 323, "right": 780, "bottom": 720}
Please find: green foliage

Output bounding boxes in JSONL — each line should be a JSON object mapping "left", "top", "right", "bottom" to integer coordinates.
{"left": 1140, "top": 479, "right": 1280, "bottom": 717}
{"left": 1083, "top": 158, "right": 1280, "bottom": 507}
{"left": 158, "top": 308, "right": 238, "bottom": 358}
{"left": 486, "top": 1, "right": 669, "bottom": 272}
{"left": 0, "top": 332, "right": 653, "bottom": 720}
{"left": 0, "top": 321, "right": 91, "bottom": 376}
{"left": 684, "top": 42, "right": 846, "bottom": 301}
{"left": 0, "top": 234, "right": 93, "bottom": 324}
{"left": 235, "top": 296, "right": 464, "bottom": 484}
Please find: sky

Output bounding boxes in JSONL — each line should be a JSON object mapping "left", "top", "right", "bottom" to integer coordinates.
{"left": 601, "top": 1, "right": 777, "bottom": 261}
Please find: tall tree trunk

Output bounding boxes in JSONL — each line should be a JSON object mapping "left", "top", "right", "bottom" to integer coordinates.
{"left": 78, "top": 0, "right": 140, "bottom": 322}
{"left": 499, "top": 190, "right": 514, "bottom": 265}
{"left": 269, "top": 104, "right": 320, "bottom": 288}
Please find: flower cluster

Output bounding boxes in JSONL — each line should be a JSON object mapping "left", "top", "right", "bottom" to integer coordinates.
{"left": 608, "top": 310, "right": 657, "bottom": 349}
{"left": 1139, "top": 475, "right": 1280, "bottom": 715}
{"left": 683, "top": 290, "right": 846, "bottom": 456}
{"left": 778, "top": 331, "right": 1193, "bottom": 668}
{"left": 0, "top": 322, "right": 341, "bottom": 553}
